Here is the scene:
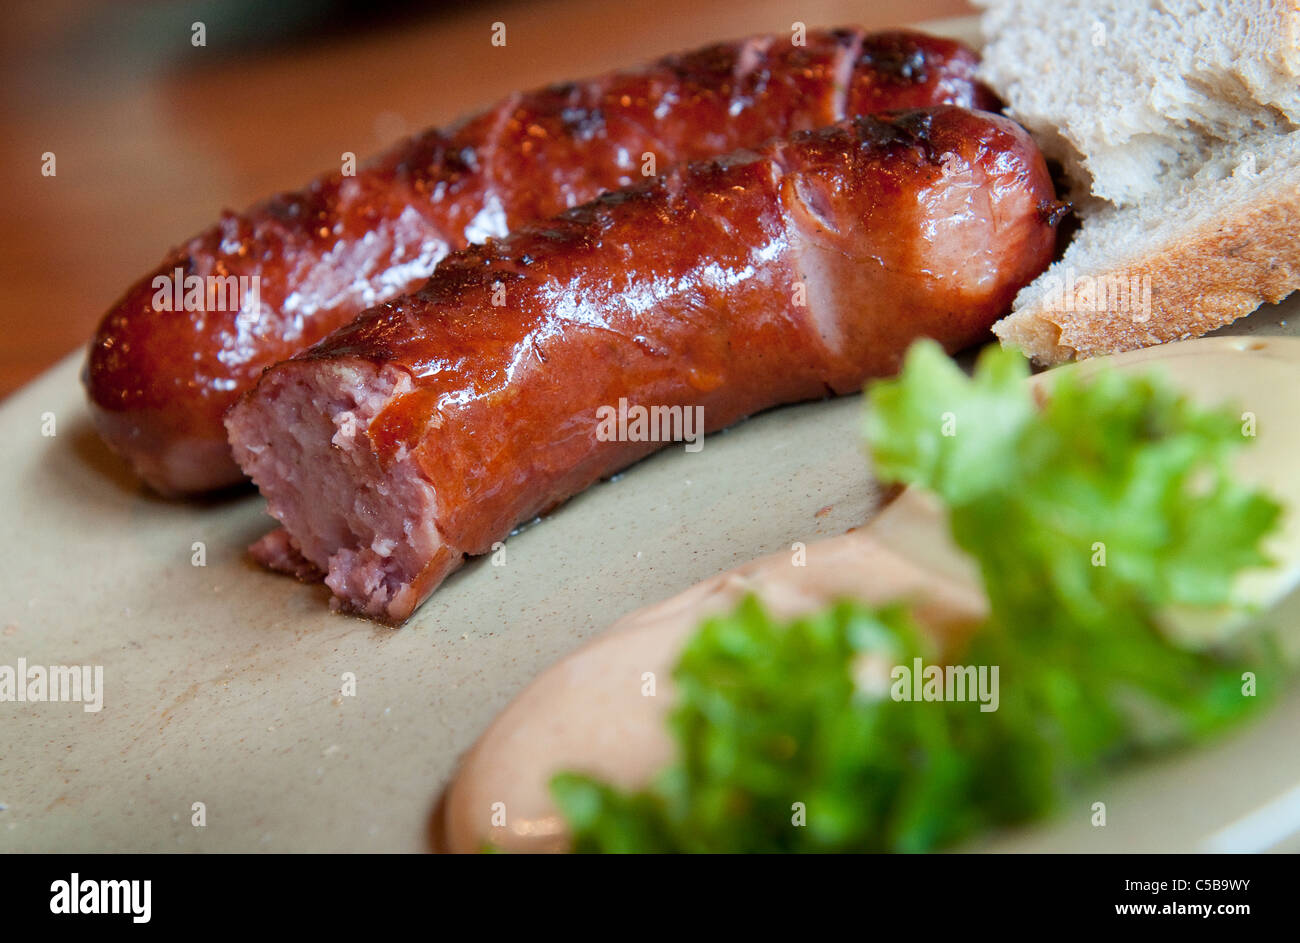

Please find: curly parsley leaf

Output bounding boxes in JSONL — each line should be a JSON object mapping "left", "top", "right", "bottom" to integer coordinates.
{"left": 867, "top": 340, "right": 1280, "bottom": 626}
{"left": 554, "top": 599, "right": 1020, "bottom": 853}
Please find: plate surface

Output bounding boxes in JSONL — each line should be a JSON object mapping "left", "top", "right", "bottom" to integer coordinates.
{"left": 2, "top": 16, "right": 1298, "bottom": 853}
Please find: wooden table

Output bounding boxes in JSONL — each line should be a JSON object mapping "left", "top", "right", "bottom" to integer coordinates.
{"left": 0, "top": 0, "right": 974, "bottom": 399}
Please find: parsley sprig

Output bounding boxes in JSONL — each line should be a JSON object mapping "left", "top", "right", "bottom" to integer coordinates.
{"left": 550, "top": 342, "right": 1284, "bottom": 852}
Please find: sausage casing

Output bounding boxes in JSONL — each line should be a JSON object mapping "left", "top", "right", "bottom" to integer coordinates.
{"left": 226, "top": 106, "right": 1061, "bottom": 622}
{"left": 84, "top": 29, "right": 996, "bottom": 494}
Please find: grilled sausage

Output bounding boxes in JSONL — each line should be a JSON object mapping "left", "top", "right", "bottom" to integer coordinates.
{"left": 84, "top": 29, "right": 997, "bottom": 495}
{"left": 225, "top": 106, "right": 1062, "bottom": 622}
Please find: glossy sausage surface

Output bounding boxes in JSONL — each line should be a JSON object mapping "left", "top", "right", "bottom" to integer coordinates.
{"left": 84, "top": 29, "right": 996, "bottom": 494}
{"left": 226, "top": 106, "right": 1062, "bottom": 622}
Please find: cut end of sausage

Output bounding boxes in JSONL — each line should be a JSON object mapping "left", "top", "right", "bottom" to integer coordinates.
{"left": 226, "top": 360, "right": 459, "bottom": 623}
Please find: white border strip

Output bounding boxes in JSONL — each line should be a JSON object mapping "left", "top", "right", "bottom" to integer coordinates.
{"left": 1202, "top": 781, "right": 1300, "bottom": 853}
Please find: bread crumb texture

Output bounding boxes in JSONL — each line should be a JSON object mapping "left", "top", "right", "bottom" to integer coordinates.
{"left": 976, "top": 0, "right": 1300, "bottom": 363}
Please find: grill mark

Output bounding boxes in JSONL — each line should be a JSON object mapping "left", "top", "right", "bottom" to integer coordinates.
{"left": 858, "top": 32, "right": 931, "bottom": 85}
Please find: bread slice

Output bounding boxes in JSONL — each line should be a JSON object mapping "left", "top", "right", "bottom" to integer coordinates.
{"left": 975, "top": 0, "right": 1300, "bottom": 363}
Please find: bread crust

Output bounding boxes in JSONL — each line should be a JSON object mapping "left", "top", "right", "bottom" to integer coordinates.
{"left": 994, "top": 176, "right": 1300, "bottom": 365}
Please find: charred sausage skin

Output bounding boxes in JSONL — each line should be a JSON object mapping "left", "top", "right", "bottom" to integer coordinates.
{"left": 84, "top": 29, "right": 996, "bottom": 495}
{"left": 226, "top": 106, "right": 1061, "bottom": 622}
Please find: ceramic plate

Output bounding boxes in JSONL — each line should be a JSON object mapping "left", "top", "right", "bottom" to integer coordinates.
{"left": 3, "top": 16, "right": 1297, "bottom": 853}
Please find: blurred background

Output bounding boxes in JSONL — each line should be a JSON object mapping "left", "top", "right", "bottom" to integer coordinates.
{"left": 1, "top": 0, "right": 974, "bottom": 399}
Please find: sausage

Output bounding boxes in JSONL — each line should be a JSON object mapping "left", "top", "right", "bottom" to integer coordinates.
{"left": 83, "top": 29, "right": 998, "bottom": 495}
{"left": 224, "top": 106, "right": 1062, "bottom": 622}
